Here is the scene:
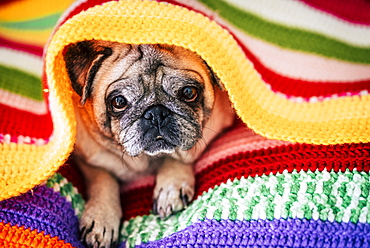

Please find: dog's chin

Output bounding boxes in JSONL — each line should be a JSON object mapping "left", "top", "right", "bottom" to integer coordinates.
{"left": 143, "top": 140, "right": 176, "bottom": 156}
{"left": 124, "top": 139, "right": 177, "bottom": 157}
{"left": 122, "top": 123, "right": 200, "bottom": 157}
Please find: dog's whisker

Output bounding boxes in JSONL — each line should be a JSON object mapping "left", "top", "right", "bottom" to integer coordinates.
{"left": 199, "top": 133, "right": 209, "bottom": 147}
{"left": 198, "top": 135, "right": 213, "bottom": 161}
{"left": 203, "top": 126, "right": 222, "bottom": 136}
{"left": 65, "top": 40, "right": 234, "bottom": 247}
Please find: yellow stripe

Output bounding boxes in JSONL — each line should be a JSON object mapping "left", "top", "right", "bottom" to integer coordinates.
{"left": 0, "top": 50, "right": 76, "bottom": 201}
{"left": 45, "top": 0, "right": 370, "bottom": 145}
{"left": 0, "top": 136, "right": 74, "bottom": 201}
{"left": 0, "top": 0, "right": 73, "bottom": 21}
{"left": 0, "top": 28, "right": 52, "bottom": 47}
{"left": 0, "top": 56, "right": 76, "bottom": 199}
{"left": 4, "top": 0, "right": 370, "bottom": 202}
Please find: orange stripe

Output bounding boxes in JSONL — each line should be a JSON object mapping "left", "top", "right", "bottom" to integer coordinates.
{"left": 0, "top": 0, "right": 74, "bottom": 21}
{"left": 0, "top": 222, "right": 74, "bottom": 248}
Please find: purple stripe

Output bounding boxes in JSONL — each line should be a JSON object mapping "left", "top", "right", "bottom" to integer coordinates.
{"left": 0, "top": 185, "right": 84, "bottom": 248}
{"left": 128, "top": 218, "right": 370, "bottom": 248}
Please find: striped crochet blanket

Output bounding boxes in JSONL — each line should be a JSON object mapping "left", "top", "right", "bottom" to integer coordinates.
{"left": 1, "top": 0, "right": 370, "bottom": 247}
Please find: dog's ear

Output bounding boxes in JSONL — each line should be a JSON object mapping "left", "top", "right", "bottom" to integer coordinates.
{"left": 64, "top": 41, "right": 112, "bottom": 105}
{"left": 204, "top": 62, "right": 224, "bottom": 90}
{"left": 210, "top": 70, "right": 224, "bottom": 90}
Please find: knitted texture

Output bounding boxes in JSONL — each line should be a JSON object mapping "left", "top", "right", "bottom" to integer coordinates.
{"left": 1, "top": 0, "right": 370, "bottom": 248}
{"left": 1, "top": 0, "right": 370, "bottom": 200}
{"left": 44, "top": 0, "right": 370, "bottom": 145}
{"left": 0, "top": 173, "right": 85, "bottom": 248}
{"left": 2, "top": 122, "right": 370, "bottom": 247}
{"left": 118, "top": 121, "right": 370, "bottom": 247}
{"left": 0, "top": 0, "right": 76, "bottom": 201}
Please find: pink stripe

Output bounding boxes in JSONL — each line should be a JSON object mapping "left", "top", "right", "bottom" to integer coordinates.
{"left": 300, "top": 0, "right": 370, "bottom": 25}
{"left": 242, "top": 33, "right": 370, "bottom": 82}
{"left": 0, "top": 89, "right": 48, "bottom": 115}
{"left": 166, "top": 0, "right": 370, "bottom": 100}
{"left": 195, "top": 122, "right": 292, "bottom": 173}
{"left": 120, "top": 175, "right": 154, "bottom": 193}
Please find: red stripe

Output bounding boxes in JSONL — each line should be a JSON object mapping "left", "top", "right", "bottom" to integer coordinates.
{"left": 222, "top": 30, "right": 370, "bottom": 99}
{"left": 119, "top": 122, "right": 370, "bottom": 219}
{"left": 57, "top": 0, "right": 114, "bottom": 28}
{"left": 0, "top": 0, "right": 13, "bottom": 6}
{"left": 120, "top": 141, "right": 370, "bottom": 219}
{"left": 299, "top": 0, "right": 370, "bottom": 25}
{"left": 0, "top": 103, "right": 53, "bottom": 140}
{"left": 51, "top": 0, "right": 370, "bottom": 100}
{"left": 0, "top": 36, "right": 43, "bottom": 57}
{"left": 57, "top": 0, "right": 203, "bottom": 31}
{"left": 48, "top": 0, "right": 370, "bottom": 221}
{"left": 246, "top": 46, "right": 370, "bottom": 99}
{"left": 121, "top": 185, "right": 154, "bottom": 220}
{"left": 160, "top": 1, "right": 370, "bottom": 99}
{"left": 56, "top": 0, "right": 208, "bottom": 38}
{"left": 195, "top": 142, "right": 370, "bottom": 196}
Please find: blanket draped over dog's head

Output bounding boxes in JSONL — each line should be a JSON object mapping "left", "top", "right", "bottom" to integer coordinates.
{"left": 1, "top": 0, "right": 370, "bottom": 203}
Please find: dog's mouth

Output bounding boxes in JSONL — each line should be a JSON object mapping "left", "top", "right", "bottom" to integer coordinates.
{"left": 142, "top": 124, "right": 181, "bottom": 155}
{"left": 143, "top": 135, "right": 177, "bottom": 156}
{"left": 123, "top": 125, "right": 197, "bottom": 157}
{"left": 122, "top": 105, "right": 201, "bottom": 157}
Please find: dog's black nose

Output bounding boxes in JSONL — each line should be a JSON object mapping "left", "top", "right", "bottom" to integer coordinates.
{"left": 143, "top": 105, "right": 170, "bottom": 124}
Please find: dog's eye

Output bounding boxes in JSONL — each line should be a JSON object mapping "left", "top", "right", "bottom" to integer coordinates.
{"left": 111, "top": 95, "right": 127, "bottom": 110}
{"left": 179, "top": 86, "right": 198, "bottom": 102}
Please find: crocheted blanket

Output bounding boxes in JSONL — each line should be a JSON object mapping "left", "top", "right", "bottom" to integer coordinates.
{"left": 1, "top": 0, "right": 370, "bottom": 247}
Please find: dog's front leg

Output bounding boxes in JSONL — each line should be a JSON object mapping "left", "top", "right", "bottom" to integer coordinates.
{"left": 153, "top": 158, "right": 195, "bottom": 218}
{"left": 77, "top": 158, "right": 122, "bottom": 248}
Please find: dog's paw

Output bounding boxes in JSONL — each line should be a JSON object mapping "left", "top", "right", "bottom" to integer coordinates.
{"left": 80, "top": 202, "right": 121, "bottom": 248}
{"left": 153, "top": 181, "right": 194, "bottom": 218}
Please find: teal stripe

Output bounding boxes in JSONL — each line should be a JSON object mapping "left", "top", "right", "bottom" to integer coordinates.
{"left": 0, "top": 13, "right": 61, "bottom": 30}
{"left": 198, "top": 0, "right": 370, "bottom": 64}
{"left": 0, "top": 64, "right": 43, "bottom": 101}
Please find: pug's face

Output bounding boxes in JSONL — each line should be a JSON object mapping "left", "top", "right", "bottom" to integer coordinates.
{"left": 64, "top": 41, "right": 218, "bottom": 157}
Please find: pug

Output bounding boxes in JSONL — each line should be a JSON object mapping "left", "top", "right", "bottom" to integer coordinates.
{"left": 64, "top": 40, "right": 234, "bottom": 248}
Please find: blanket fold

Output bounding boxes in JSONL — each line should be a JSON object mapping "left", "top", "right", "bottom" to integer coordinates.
{"left": 2, "top": 0, "right": 370, "bottom": 201}
{"left": 1, "top": 0, "right": 370, "bottom": 247}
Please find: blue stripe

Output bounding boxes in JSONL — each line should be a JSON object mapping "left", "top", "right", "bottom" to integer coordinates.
{"left": 127, "top": 218, "right": 370, "bottom": 247}
{"left": 0, "top": 185, "right": 84, "bottom": 248}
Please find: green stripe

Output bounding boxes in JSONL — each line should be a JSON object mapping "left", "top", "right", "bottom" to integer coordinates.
{"left": 120, "top": 169, "right": 370, "bottom": 247}
{"left": 46, "top": 173, "right": 85, "bottom": 218}
{"left": 198, "top": 0, "right": 370, "bottom": 64}
{"left": 0, "top": 64, "right": 43, "bottom": 101}
{"left": 0, "top": 13, "right": 61, "bottom": 31}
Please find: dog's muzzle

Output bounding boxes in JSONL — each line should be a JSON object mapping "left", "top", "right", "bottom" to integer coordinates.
{"left": 140, "top": 105, "right": 181, "bottom": 155}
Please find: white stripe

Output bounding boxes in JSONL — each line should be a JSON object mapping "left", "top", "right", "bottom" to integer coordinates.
{"left": 0, "top": 134, "right": 47, "bottom": 146}
{"left": 230, "top": 28, "right": 370, "bottom": 82}
{"left": 174, "top": 0, "right": 370, "bottom": 82}
{"left": 225, "top": 0, "right": 370, "bottom": 47}
{"left": 0, "top": 47, "right": 43, "bottom": 77}
{"left": 360, "top": 207, "right": 369, "bottom": 223}
{"left": 0, "top": 89, "right": 48, "bottom": 115}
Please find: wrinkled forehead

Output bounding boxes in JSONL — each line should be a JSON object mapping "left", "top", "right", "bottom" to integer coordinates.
{"left": 98, "top": 43, "right": 212, "bottom": 85}
{"left": 129, "top": 44, "right": 208, "bottom": 74}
